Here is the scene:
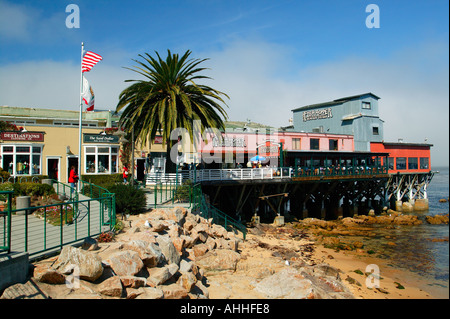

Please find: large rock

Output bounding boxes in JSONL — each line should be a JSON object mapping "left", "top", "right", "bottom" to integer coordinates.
{"left": 167, "top": 207, "right": 187, "bottom": 227}
{"left": 53, "top": 246, "right": 103, "bottom": 282}
{"left": 156, "top": 235, "right": 181, "bottom": 265}
{"left": 254, "top": 267, "right": 314, "bottom": 298}
{"left": 122, "top": 240, "right": 164, "bottom": 267}
{"left": 98, "top": 276, "right": 123, "bottom": 297}
{"left": 177, "top": 272, "right": 197, "bottom": 291}
{"left": 106, "top": 250, "right": 144, "bottom": 277}
{"left": 33, "top": 264, "right": 65, "bottom": 284}
{"left": 135, "top": 287, "right": 164, "bottom": 299}
{"left": 120, "top": 276, "right": 147, "bottom": 288}
{"left": 426, "top": 214, "right": 449, "bottom": 224}
{"left": 194, "top": 249, "right": 241, "bottom": 274}
{"left": 147, "top": 264, "right": 178, "bottom": 286}
{"left": 160, "top": 283, "right": 189, "bottom": 299}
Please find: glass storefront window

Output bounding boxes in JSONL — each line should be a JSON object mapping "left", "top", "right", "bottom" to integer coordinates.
{"left": 98, "top": 155, "right": 109, "bottom": 173}
{"left": 111, "top": 155, "right": 118, "bottom": 173}
{"left": 84, "top": 145, "right": 119, "bottom": 174}
{"left": 32, "top": 155, "right": 41, "bottom": 174}
{"left": 86, "top": 155, "right": 96, "bottom": 173}
{"left": 2, "top": 155, "right": 13, "bottom": 174}
{"left": 1, "top": 145, "right": 42, "bottom": 176}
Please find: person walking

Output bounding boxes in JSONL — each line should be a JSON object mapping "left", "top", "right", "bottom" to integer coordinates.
{"left": 123, "top": 165, "right": 129, "bottom": 184}
{"left": 68, "top": 166, "right": 78, "bottom": 199}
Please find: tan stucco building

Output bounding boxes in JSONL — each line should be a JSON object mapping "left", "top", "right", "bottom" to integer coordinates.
{"left": 0, "top": 106, "right": 167, "bottom": 183}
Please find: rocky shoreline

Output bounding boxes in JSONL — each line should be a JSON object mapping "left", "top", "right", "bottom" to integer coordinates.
{"left": 1, "top": 207, "right": 447, "bottom": 299}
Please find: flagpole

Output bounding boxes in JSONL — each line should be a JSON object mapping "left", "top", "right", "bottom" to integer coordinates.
{"left": 78, "top": 42, "right": 84, "bottom": 191}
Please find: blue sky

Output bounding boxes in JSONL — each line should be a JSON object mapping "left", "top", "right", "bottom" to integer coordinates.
{"left": 0, "top": 0, "right": 449, "bottom": 166}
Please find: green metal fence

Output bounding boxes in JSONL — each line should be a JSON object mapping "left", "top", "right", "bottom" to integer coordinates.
{"left": 152, "top": 180, "right": 196, "bottom": 208}
{"left": 0, "top": 190, "right": 13, "bottom": 254}
{"left": 0, "top": 181, "right": 116, "bottom": 260}
{"left": 190, "top": 183, "right": 247, "bottom": 240}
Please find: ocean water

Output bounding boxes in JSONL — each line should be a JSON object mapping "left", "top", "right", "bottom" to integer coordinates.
{"left": 362, "top": 167, "right": 449, "bottom": 297}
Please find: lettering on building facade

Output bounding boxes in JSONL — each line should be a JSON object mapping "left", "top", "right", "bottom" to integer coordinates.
{"left": 0, "top": 131, "right": 45, "bottom": 142}
{"left": 303, "top": 108, "right": 333, "bottom": 122}
{"left": 83, "top": 134, "right": 119, "bottom": 144}
{"left": 212, "top": 136, "right": 246, "bottom": 148}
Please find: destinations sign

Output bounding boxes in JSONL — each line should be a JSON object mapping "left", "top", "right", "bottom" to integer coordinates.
{"left": 303, "top": 107, "right": 333, "bottom": 122}
{"left": 0, "top": 131, "right": 44, "bottom": 142}
{"left": 83, "top": 133, "right": 119, "bottom": 144}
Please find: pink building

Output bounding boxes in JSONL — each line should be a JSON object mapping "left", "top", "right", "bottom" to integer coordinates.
{"left": 196, "top": 129, "right": 354, "bottom": 168}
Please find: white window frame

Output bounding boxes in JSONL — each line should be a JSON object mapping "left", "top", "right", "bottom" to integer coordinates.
{"left": 362, "top": 101, "right": 372, "bottom": 109}
{"left": 1, "top": 144, "right": 43, "bottom": 176}
{"left": 83, "top": 145, "right": 119, "bottom": 174}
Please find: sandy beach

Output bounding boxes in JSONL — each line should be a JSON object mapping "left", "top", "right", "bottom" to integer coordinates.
{"left": 206, "top": 220, "right": 448, "bottom": 299}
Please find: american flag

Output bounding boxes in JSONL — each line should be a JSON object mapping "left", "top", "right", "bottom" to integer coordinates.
{"left": 82, "top": 51, "right": 102, "bottom": 73}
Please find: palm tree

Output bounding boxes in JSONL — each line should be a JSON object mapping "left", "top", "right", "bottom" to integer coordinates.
{"left": 116, "top": 50, "right": 229, "bottom": 172}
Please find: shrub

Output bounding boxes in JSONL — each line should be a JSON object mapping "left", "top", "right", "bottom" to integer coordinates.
{"left": 107, "top": 183, "right": 146, "bottom": 216}
{"left": 12, "top": 182, "right": 55, "bottom": 198}
{"left": 173, "top": 179, "right": 192, "bottom": 202}
{"left": 80, "top": 174, "right": 122, "bottom": 189}
{"left": 0, "top": 168, "right": 10, "bottom": 182}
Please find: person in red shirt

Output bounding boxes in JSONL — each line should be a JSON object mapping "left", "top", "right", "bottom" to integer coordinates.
{"left": 123, "top": 165, "right": 128, "bottom": 184}
{"left": 68, "top": 166, "right": 78, "bottom": 198}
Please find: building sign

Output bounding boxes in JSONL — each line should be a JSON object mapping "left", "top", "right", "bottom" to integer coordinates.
{"left": 83, "top": 134, "right": 119, "bottom": 144}
{"left": 0, "top": 131, "right": 44, "bottom": 142}
{"left": 303, "top": 108, "right": 333, "bottom": 122}
{"left": 212, "top": 136, "right": 246, "bottom": 148}
{"left": 257, "top": 140, "right": 280, "bottom": 158}
{"left": 154, "top": 136, "right": 163, "bottom": 144}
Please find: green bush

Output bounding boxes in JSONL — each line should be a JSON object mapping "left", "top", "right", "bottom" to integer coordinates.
{"left": 12, "top": 182, "right": 55, "bottom": 197}
{"left": 173, "top": 179, "right": 192, "bottom": 202}
{"left": 107, "top": 183, "right": 146, "bottom": 216}
{"left": 0, "top": 168, "right": 10, "bottom": 182}
{"left": 81, "top": 174, "right": 122, "bottom": 189}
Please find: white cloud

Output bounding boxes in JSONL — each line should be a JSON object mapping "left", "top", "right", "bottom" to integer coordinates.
{"left": 0, "top": 0, "right": 75, "bottom": 44}
{"left": 0, "top": 60, "right": 128, "bottom": 111}
{"left": 0, "top": 0, "right": 31, "bottom": 41}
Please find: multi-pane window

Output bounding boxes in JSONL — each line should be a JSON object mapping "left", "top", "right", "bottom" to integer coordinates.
{"left": 1, "top": 144, "right": 42, "bottom": 175}
{"left": 362, "top": 101, "right": 371, "bottom": 109}
{"left": 84, "top": 146, "right": 119, "bottom": 174}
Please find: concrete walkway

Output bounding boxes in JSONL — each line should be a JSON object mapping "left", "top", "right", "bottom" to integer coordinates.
{"left": 2, "top": 185, "right": 191, "bottom": 261}
{"left": 6, "top": 192, "right": 111, "bottom": 261}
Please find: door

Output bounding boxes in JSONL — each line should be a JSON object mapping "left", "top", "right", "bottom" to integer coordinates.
{"left": 67, "top": 157, "right": 78, "bottom": 183}
{"left": 136, "top": 159, "right": 145, "bottom": 181}
{"left": 47, "top": 158, "right": 60, "bottom": 181}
